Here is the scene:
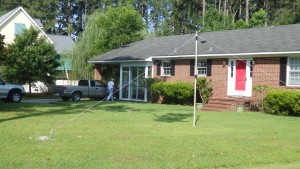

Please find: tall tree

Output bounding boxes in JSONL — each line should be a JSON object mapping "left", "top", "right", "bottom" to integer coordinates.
{"left": 68, "top": 4, "right": 145, "bottom": 79}
{"left": 0, "top": 27, "right": 59, "bottom": 87}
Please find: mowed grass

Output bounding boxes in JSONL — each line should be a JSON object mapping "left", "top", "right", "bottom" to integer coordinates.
{"left": 0, "top": 101, "right": 300, "bottom": 169}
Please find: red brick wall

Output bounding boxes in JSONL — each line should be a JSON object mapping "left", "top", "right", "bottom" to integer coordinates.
{"left": 153, "top": 59, "right": 194, "bottom": 83}
{"left": 94, "top": 64, "right": 102, "bottom": 80}
{"left": 152, "top": 59, "right": 228, "bottom": 98}
{"left": 208, "top": 59, "right": 228, "bottom": 98}
{"left": 252, "top": 57, "right": 281, "bottom": 89}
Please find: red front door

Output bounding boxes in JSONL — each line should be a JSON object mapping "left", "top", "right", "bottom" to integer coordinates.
{"left": 235, "top": 60, "right": 246, "bottom": 91}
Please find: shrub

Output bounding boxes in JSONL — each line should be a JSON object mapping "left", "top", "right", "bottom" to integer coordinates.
{"left": 145, "top": 78, "right": 160, "bottom": 102}
{"left": 196, "top": 78, "right": 212, "bottom": 103}
{"left": 264, "top": 89, "right": 300, "bottom": 116}
{"left": 151, "top": 81, "right": 193, "bottom": 105}
{"left": 251, "top": 85, "right": 272, "bottom": 111}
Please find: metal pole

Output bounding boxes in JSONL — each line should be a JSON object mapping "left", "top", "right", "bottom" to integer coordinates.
{"left": 193, "top": 31, "right": 198, "bottom": 127}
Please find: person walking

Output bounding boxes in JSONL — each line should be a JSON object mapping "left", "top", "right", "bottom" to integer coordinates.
{"left": 106, "top": 78, "right": 115, "bottom": 101}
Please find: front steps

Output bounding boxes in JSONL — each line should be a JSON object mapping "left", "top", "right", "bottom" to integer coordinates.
{"left": 201, "top": 97, "right": 251, "bottom": 112}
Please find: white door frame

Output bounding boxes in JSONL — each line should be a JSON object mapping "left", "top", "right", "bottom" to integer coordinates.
{"left": 120, "top": 62, "right": 152, "bottom": 102}
{"left": 227, "top": 58, "right": 252, "bottom": 97}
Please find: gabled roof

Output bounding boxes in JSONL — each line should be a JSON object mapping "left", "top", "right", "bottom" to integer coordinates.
{"left": 33, "top": 18, "right": 43, "bottom": 28}
{"left": 0, "top": 7, "right": 52, "bottom": 43}
{"left": 0, "top": 7, "right": 19, "bottom": 24}
{"left": 47, "top": 34, "right": 74, "bottom": 54}
{"left": 90, "top": 24, "right": 300, "bottom": 63}
{"left": 0, "top": 7, "right": 74, "bottom": 54}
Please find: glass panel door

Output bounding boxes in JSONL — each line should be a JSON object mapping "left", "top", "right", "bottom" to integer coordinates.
{"left": 121, "top": 66, "right": 146, "bottom": 101}
{"left": 130, "top": 67, "right": 138, "bottom": 99}
{"left": 121, "top": 67, "right": 129, "bottom": 99}
{"left": 137, "top": 67, "right": 145, "bottom": 100}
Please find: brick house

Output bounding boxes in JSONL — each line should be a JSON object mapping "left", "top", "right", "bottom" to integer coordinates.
{"left": 89, "top": 24, "right": 300, "bottom": 106}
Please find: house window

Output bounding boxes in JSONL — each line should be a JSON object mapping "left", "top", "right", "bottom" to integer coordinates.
{"left": 197, "top": 60, "right": 207, "bottom": 76}
{"left": 288, "top": 57, "right": 300, "bottom": 85}
{"left": 14, "top": 23, "right": 26, "bottom": 35}
{"left": 162, "top": 60, "right": 171, "bottom": 76}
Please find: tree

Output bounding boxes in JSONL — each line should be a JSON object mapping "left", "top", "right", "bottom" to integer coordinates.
{"left": 68, "top": 5, "right": 145, "bottom": 79}
{"left": 0, "top": 27, "right": 59, "bottom": 88}
{"left": 249, "top": 8, "right": 267, "bottom": 27}
{"left": 0, "top": 34, "right": 5, "bottom": 60}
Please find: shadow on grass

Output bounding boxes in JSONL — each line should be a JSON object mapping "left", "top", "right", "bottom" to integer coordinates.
{"left": 96, "top": 102, "right": 193, "bottom": 123}
{"left": 0, "top": 101, "right": 113, "bottom": 123}
{"left": 153, "top": 113, "right": 191, "bottom": 122}
{"left": 0, "top": 101, "right": 194, "bottom": 123}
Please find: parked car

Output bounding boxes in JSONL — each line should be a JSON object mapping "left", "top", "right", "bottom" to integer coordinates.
{"left": 0, "top": 78, "right": 25, "bottom": 103}
{"left": 53, "top": 80, "right": 108, "bottom": 101}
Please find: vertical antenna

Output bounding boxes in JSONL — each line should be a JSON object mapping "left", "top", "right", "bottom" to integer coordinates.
{"left": 193, "top": 31, "right": 198, "bottom": 127}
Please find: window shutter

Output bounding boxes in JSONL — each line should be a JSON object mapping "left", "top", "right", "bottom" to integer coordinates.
{"left": 207, "top": 59, "right": 212, "bottom": 76}
{"left": 170, "top": 60, "right": 175, "bottom": 76}
{"left": 190, "top": 59, "right": 195, "bottom": 76}
{"left": 279, "top": 57, "right": 287, "bottom": 86}
{"left": 156, "top": 60, "right": 161, "bottom": 76}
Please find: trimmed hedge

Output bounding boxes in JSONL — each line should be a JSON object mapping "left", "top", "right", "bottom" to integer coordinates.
{"left": 264, "top": 89, "right": 300, "bottom": 116}
{"left": 151, "top": 81, "right": 193, "bottom": 105}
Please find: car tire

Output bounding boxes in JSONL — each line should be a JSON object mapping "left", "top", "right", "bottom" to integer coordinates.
{"left": 61, "top": 96, "right": 70, "bottom": 101}
{"left": 71, "top": 92, "right": 81, "bottom": 101}
{"left": 8, "top": 90, "right": 22, "bottom": 103}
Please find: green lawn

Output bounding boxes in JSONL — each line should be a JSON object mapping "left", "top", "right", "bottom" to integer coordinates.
{"left": 0, "top": 101, "right": 300, "bottom": 169}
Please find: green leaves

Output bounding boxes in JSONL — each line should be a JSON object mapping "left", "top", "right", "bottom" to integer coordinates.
{"left": 264, "top": 89, "right": 300, "bottom": 116}
{"left": 0, "top": 27, "right": 58, "bottom": 85}
{"left": 151, "top": 81, "right": 194, "bottom": 104}
{"left": 68, "top": 5, "right": 145, "bottom": 79}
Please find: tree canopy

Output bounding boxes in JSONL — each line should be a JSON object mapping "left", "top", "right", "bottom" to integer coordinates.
{"left": 0, "top": 27, "right": 59, "bottom": 85}
{"left": 67, "top": 5, "right": 145, "bottom": 79}
{"left": 1, "top": 0, "right": 300, "bottom": 37}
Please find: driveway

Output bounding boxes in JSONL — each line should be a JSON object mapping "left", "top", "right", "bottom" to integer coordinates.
{"left": 22, "top": 99, "right": 62, "bottom": 104}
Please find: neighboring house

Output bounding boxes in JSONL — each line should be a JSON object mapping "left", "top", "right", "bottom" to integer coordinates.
{"left": 89, "top": 24, "right": 300, "bottom": 105}
{"left": 0, "top": 7, "right": 74, "bottom": 74}
{"left": 0, "top": 7, "right": 74, "bottom": 92}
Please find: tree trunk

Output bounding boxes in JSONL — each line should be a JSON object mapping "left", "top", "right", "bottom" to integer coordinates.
{"left": 224, "top": 0, "right": 227, "bottom": 16}
{"left": 264, "top": 0, "right": 269, "bottom": 26}
{"left": 203, "top": 0, "right": 205, "bottom": 26}
{"left": 219, "top": 0, "right": 221, "bottom": 12}
{"left": 246, "top": 0, "right": 249, "bottom": 24}
{"left": 239, "top": 0, "right": 242, "bottom": 19}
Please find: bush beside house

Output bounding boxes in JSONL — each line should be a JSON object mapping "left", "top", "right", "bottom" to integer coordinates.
{"left": 151, "top": 81, "right": 194, "bottom": 105}
{"left": 264, "top": 89, "right": 300, "bottom": 116}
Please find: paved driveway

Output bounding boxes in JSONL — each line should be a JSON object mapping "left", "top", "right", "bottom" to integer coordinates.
{"left": 22, "top": 99, "right": 62, "bottom": 104}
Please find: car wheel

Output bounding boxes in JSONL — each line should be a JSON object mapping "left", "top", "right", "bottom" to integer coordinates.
{"left": 9, "top": 90, "right": 22, "bottom": 103}
{"left": 71, "top": 92, "right": 81, "bottom": 101}
{"left": 61, "top": 96, "right": 70, "bottom": 101}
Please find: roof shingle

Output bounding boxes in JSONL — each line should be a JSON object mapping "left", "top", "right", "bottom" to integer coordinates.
{"left": 90, "top": 24, "right": 300, "bottom": 62}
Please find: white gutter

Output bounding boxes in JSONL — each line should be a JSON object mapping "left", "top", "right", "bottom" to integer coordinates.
{"left": 89, "top": 51, "right": 300, "bottom": 64}
{"left": 150, "top": 51, "right": 300, "bottom": 59}
{"left": 89, "top": 60, "right": 148, "bottom": 63}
